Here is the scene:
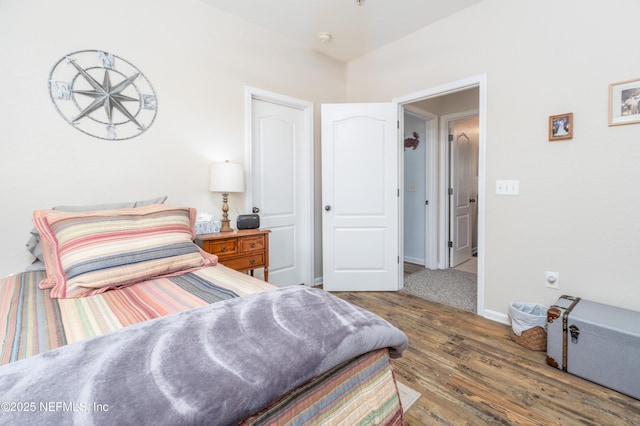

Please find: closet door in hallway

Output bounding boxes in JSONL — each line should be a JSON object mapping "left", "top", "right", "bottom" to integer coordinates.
{"left": 448, "top": 115, "right": 478, "bottom": 268}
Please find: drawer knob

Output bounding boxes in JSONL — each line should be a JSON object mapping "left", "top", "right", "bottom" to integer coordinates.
{"left": 221, "top": 246, "right": 227, "bottom": 252}
{"left": 250, "top": 242, "right": 256, "bottom": 248}
{"left": 250, "top": 258, "right": 256, "bottom": 264}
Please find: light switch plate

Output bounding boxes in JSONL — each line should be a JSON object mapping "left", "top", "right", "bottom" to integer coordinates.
{"left": 496, "top": 180, "right": 520, "bottom": 195}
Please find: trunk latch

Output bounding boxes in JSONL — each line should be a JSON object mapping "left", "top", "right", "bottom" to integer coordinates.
{"left": 569, "top": 325, "right": 580, "bottom": 343}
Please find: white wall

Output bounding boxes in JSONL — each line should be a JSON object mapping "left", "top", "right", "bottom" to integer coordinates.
{"left": 403, "top": 112, "right": 427, "bottom": 264}
{"left": 0, "top": 0, "right": 345, "bottom": 277}
{"left": 348, "top": 0, "right": 640, "bottom": 316}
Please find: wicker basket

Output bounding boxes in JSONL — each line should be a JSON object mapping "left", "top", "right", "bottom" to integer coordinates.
{"left": 510, "top": 326, "right": 547, "bottom": 351}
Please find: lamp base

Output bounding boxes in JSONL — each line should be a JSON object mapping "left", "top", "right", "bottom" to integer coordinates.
{"left": 219, "top": 192, "right": 234, "bottom": 233}
{"left": 220, "top": 218, "right": 233, "bottom": 233}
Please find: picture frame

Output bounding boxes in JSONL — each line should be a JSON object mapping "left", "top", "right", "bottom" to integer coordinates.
{"left": 549, "top": 112, "right": 573, "bottom": 141}
{"left": 609, "top": 78, "right": 640, "bottom": 126}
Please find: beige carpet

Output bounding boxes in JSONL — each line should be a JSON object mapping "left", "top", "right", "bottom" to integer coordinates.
{"left": 397, "top": 381, "right": 421, "bottom": 412}
{"left": 403, "top": 267, "right": 477, "bottom": 312}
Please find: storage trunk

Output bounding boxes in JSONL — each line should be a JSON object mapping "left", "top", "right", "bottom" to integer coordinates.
{"left": 546, "top": 295, "right": 640, "bottom": 399}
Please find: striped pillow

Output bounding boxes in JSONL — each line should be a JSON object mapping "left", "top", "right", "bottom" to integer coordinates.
{"left": 33, "top": 205, "right": 218, "bottom": 298}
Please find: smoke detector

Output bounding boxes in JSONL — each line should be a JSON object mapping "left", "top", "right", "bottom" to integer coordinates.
{"left": 318, "top": 32, "right": 332, "bottom": 43}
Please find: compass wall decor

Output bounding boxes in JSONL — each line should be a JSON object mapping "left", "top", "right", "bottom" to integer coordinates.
{"left": 48, "top": 50, "right": 157, "bottom": 141}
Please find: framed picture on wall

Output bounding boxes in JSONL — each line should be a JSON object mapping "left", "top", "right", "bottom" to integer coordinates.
{"left": 548, "top": 112, "right": 573, "bottom": 141}
{"left": 609, "top": 78, "right": 640, "bottom": 126}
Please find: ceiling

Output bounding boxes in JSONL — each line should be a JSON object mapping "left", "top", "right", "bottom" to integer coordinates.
{"left": 199, "top": 0, "right": 483, "bottom": 62}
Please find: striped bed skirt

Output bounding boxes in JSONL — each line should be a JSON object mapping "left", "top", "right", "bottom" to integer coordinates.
{"left": 241, "top": 349, "right": 404, "bottom": 426}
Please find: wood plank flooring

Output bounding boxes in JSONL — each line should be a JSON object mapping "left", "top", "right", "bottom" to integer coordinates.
{"left": 404, "top": 262, "right": 424, "bottom": 277}
{"left": 333, "top": 290, "right": 640, "bottom": 425}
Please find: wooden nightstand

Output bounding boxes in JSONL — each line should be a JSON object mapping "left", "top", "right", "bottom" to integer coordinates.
{"left": 196, "top": 229, "right": 271, "bottom": 281}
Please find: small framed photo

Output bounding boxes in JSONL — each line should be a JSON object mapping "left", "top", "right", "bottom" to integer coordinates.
{"left": 609, "top": 78, "right": 640, "bottom": 126}
{"left": 549, "top": 112, "right": 573, "bottom": 141}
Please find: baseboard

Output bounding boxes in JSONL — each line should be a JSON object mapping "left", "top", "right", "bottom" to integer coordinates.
{"left": 314, "top": 276, "right": 323, "bottom": 286}
{"left": 403, "top": 256, "right": 425, "bottom": 265}
{"left": 483, "top": 308, "right": 510, "bottom": 325}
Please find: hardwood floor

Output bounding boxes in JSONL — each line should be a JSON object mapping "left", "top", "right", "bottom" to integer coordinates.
{"left": 333, "top": 290, "right": 640, "bottom": 425}
{"left": 404, "top": 262, "right": 424, "bottom": 277}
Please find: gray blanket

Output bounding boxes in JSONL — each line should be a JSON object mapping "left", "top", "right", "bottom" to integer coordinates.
{"left": 0, "top": 286, "right": 408, "bottom": 425}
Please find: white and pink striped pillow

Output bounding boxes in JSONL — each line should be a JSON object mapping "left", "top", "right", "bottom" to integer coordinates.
{"left": 33, "top": 204, "right": 217, "bottom": 298}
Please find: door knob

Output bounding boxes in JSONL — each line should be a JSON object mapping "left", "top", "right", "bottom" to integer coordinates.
{"left": 252, "top": 207, "right": 260, "bottom": 213}
{"left": 469, "top": 198, "right": 476, "bottom": 203}
{"left": 324, "top": 205, "right": 331, "bottom": 211}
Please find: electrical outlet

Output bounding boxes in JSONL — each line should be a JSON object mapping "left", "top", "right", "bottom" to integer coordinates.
{"left": 545, "top": 271, "right": 559, "bottom": 289}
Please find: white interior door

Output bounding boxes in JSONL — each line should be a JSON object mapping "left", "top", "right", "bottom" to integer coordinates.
{"left": 321, "top": 103, "right": 398, "bottom": 291}
{"left": 250, "top": 95, "right": 312, "bottom": 286}
{"left": 449, "top": 118, "right": 474, "bottom": 267}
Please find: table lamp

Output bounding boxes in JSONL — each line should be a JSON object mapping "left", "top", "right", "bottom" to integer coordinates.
{"left": 210, "top": 160, "right": 245, "bottom": 232}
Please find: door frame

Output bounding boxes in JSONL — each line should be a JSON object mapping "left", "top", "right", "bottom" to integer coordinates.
{"left": 394, "top": 74, "right": 487, "bottom": 315}
{"left": 244, "top": 86, "right": 315, "bottom": 286}
{"left": 440, "top": 110, "right": 479, "bottom": 270}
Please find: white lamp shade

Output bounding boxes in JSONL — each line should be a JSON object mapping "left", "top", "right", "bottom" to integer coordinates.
{"left": 210, "top": 161, "right": 245, "bottom": 193}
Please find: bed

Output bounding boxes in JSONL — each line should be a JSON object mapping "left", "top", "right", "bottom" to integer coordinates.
{"left": 0, "top": 203, "right": 408, "bottom": 425}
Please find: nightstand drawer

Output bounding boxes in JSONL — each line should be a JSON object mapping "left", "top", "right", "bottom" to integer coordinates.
{"left": 196, "top": 229, "right": 271, "bottom": 281}
{"left": 223, "top": 253, "right": 265, "bottom": 271}
{"left": 239, "top": 235, "right": 265, "bottom": 253}
{"left": 203, "top": 239, "right": 237, "bottom": 256}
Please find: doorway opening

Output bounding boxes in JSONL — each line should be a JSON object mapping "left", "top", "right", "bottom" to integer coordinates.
{"left": 395, "top": 75, "right": 486, "bottom": 314}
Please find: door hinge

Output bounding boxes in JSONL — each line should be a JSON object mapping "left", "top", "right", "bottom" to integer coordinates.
{"left": 448, "top": 241, "right": 453, "bottom": 248}
{"left": 448, "top": 188, "right": 453, "bottom": 196}
{"left": 397, "top": 120, "right": 400, "bottom": 129}
{"left": 398, "top": 256, "right": 400, "bottom": 264}
{"left": 448, "top": 134, "right": 453, "bottom": 142}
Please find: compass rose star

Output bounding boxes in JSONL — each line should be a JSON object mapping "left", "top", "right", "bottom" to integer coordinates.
{"left": 68, "top": 59, "right": 144, "bottom": 130}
